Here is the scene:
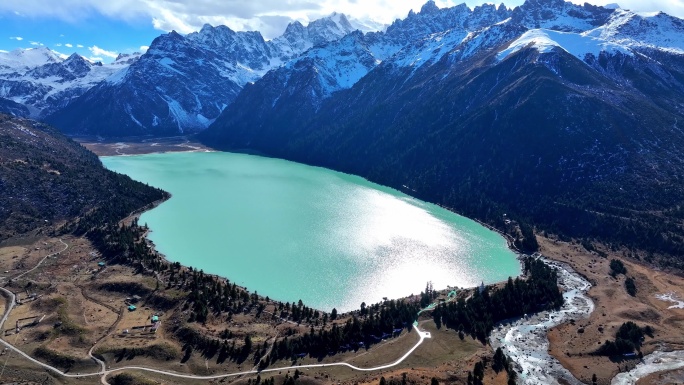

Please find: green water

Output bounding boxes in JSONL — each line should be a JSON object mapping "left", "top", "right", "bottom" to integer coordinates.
{"left": 102, "top": 152, "right": 520, "bottom": 312}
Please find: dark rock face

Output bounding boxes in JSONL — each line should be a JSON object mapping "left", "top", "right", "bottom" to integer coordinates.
{"left": 0, "top": 98, "right": 30, "bottom": 117}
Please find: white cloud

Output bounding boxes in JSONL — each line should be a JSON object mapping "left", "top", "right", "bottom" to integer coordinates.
{"left": 0, "top": 50, "right": 8, "bottom": 53}
{"left": 88, "top": 45, "right": 118, "bottom": 58}
{"left": 0, "top": 0, "right": 682, "bottom": 40}
{"left": 52, "top": 49, "right": 68, "bottom": 59}
{"left": 29, "top": 41, "right": 43, "bottom": 46}
{"left": 65, "top": 43, "right": 73, "bottom": 47}
{"left": 9, "top": 36, "right": 23, "bottom": 41}
{"left": 55, "top": 43, "right": 63, "bottom": 46}
{"left": 88, "top": 56, "right": 104, "bottom": 62}
{"left": 140, "top": 45, "right": 149, "bottom": 52}
{"left": 77, "top": 44, "right": 84, "bottom": 48}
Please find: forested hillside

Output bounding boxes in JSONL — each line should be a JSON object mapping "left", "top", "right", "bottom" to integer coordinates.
{"left": 0, "top": 114, "right": 167, "bottom": 240}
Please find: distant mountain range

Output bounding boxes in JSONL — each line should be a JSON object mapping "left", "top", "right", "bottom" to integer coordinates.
{"left": 0, "top": 0, "right": 678, "bottom": 138}
{"left": 38, "top": 13, "right": 357, "bottom": 136}
{"left": 2, "top": 0, "right": 684, "bottom": 258}
{"left": 0, "top": 48, "right": 137, "bottom": 119}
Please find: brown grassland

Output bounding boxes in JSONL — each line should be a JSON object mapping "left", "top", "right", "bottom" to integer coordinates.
{"left": 2, "top": 229, "right": 683, "bottom": 384}
{"left": 539, "top": 236, "right": 684, "bottom": 385}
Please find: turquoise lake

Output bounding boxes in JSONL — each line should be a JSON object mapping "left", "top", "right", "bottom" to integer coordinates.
{"left": 102, "top": 151, "right": 521, "bottom": 312}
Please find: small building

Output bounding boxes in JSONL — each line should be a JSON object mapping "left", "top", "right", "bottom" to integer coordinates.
{"left": 151, "top": 315, "right": 159, "bottom": 323}
{"left": 98, "top": 262, "right": 106, "bottom": 267}
{"left": 128, "top": 305, "right": 137, "bottom": 311}
{"left": 479, "top": 281, "right": 486, "bottom": 294}
{"left": 151, "top": 322, "right": 161, "bottom": 333}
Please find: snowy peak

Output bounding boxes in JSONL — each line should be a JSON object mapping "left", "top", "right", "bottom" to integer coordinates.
{"left": 585, "top": 9, "right": 684, "bottom": 53}
{"left": 283, "top": 30, "right": 377, "bottom": 98}
{"left": 270, "top": 13, "right": 356, "bottom": 61}
{"left": 469, "top": 3, "right": 511, "bottom": 30}
{"left": 388, "top": 29, "right": 469, "bottom": 71}
{"left": 187, "top": 24, "right": 271, "bottom": 70}
{"left": 450, "top": 21, "right": 528, "bottom": 61}
{"left": 307, "top": 12, "right": 355, "bottom": 46}
{"left": 0, "top": 46, "right": 137, "bottom": 118}
{"left": 420, "top": 1, "right": 440, "bottom": 15}
{"left": 385, "top": 1, "right": 509, "bottom": 44}
{"left": 511, "top": 0, "right": 615, "bottom": 32}
{"left": 498, "top": 28, "right": 633, "bottom": 61}
{"left": 113, "top": 53, "right": 142, "bottom": 65}
{"left": 0, "top": 47, "right": 64, "bottom": 73}
{"left": 348, "top": 17, "right": 388, "bottom": 33}
{"left": 147, "top": 31, "right": 187, "bottom": 54}
{"left": 62, "top": 54, "right": 93, "bottom": 77}
{"left": 366, "top": 1, "right": 511, "bottom": 62}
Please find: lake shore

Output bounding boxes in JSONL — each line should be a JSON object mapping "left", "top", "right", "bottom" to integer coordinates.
{"left": 76, "top": 135, "right": 213, "bottom": 156}
{"left": 95, "top": 143, "right": 684, "bottom": 385}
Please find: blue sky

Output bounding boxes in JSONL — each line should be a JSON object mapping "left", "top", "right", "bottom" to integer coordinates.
{"left": 1, "top": 13, "right": 160, "bottom": 62}
{"left": 1, "top": 0, "right": 682, "bottom": 63}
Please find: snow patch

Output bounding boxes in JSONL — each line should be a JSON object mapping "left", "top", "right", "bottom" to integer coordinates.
{"left": 10, "top": 122, "right": 36, "bottom": 137}
{"left": 392, "top": 29, "right": 468, "bottom": 69}
{"left": 656, "top": 292, "right": 684, "bottom": 309}
{"left": 611, "top": 351, "right": 684, "bottom": 385}
{"left": 105, "top": 67, "right": 129, "bottom": 85}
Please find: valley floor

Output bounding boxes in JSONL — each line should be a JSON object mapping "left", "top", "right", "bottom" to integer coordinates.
{"left": 538, "top": 237, "right": 684, "bottom": 385}
{"left": 76, "top": 135, "right": 213, "bottom": 156}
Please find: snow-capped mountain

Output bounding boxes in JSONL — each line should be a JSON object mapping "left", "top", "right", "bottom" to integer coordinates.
{"left": 46, "top": 13, "right": 358, "bottom": 136}
{"left": 201, "top": 0, "right": 684, "bottom": 261}
{"left": 36, "top": 0, "right": 684, "bottom": 139}
{"left": 510, "top": 0, "right": 614, "bottom": 32}
{"left": 0, "top": 47, "right": 64, "bottom": 71}
{"left": 0, "top": 47, "right": 137, "bottom": 118}
{"left": 584, "top": 9, "right": 684, "bottom": 53}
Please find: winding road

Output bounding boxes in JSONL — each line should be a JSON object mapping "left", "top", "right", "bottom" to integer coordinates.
{"left": 0, "top": 312, "right": 431, "bottom": 381}
{"left": 0, "top": 239, "right": 434, "bottom": 382}
{"left": 1, "top": 241, "right": 681, "bottom": 384}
